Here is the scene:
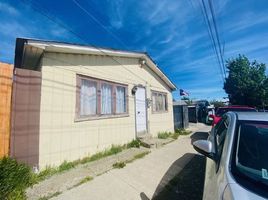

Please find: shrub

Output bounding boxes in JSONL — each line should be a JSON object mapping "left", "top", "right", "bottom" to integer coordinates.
{"left": 108, "top": 145, "right": 123, "bottom": 155}
{"left": 0, "top": 157, "right": 34, "bottom": 200}
{"left": 127, "top": 139, "right": 141, "bottom": 148}
{"left": 58, "top": 161, "right": 75, "bottom": 172}
{"left": 158, "top": 132, "right": 172, "bottom": 139}
{"left": 34, "top": 166, "right": 57, "bottom": 182}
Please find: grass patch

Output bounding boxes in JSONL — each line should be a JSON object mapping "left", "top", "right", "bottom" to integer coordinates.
{"left": 71, "top": 176, "right": 94, "bottom": 189}
{"left": 67, "top": 176, "right": 93, "bottom": 191}
{"left": 126, "top": 151, "right": 150, "bottom": 164}
{"left": 158, "top": 129, "right": 192, "bottom": 140}
{"left": 38, "top": 191, "right": 62, "bottom": 200}
{"left": 175, "top": 128, "right": 192, "bottom": 135}
{"left": 0, "top": 157, "right": 34, "bottom": 200}
{"left": 79, "top": 176, "right": 93, "bottom": 184}
{"left": 34, "top": 142, "right": 139, "bottom": 183}
{"left": 34, "top": 167, "right": 57, "bottom": 182}
{"left": 87, "top": 145, "right": 123, "bottom": 162}
{"left": 112, "top": 162, "right": 126, "bottom": 169}
{"left": 171, "top": 132, "right": 180, "bottom": 140}
{"left": 127, "top": 139, "right": 141, "bottom": 148}
{"left": 158, "top": 131, "right": 179, "bottom": 140}
{"left": 58, "top": 161, "right": 75, "bottom": 172}
{"left": 133, "top": 151, "right": 150, "bottom": 159}
{"left": 158, "top": 132, "right": 172, "bottom": 139}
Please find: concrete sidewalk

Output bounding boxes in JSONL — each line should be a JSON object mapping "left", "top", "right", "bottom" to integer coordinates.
{"left": 53, "top": 124, "right": 210, "bottom": 200}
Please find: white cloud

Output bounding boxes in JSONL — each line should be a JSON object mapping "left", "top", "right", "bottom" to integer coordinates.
{"left": 0, "top": 2, "right": 77, "bottom": 63}
{"left": 0, "top": 2, "right": 19, "bottom": 15}
{"left": 224, "top": 12, "right": 268, "bottom": 33}
{"left": 155, "top": 32, "right": 207, "bottom": 60}
{"left": 108, "top": 0, "right": 124, "bottom": 29}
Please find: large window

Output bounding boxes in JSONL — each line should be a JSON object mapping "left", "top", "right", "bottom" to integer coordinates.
{"left": 76, "top": 75, "right": 128, "bottom": 120}
{"left": 152, "top": 91, "right": 168, "bottom": 113}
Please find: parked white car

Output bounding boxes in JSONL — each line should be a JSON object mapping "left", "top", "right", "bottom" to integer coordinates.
{"left": 193, "top": 112, "right": 268, "bottom": 200}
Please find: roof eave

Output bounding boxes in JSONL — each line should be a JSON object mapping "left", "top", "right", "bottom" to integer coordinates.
{"left": 19, "top": 38, "right": 177, "bottom": 91}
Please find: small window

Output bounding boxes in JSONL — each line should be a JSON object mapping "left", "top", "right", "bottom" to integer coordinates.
{"left": 76, "top": 75, "right": 128, "bottom": 120}
{"left": 152, "top": 91, "right": 168, "bottom": 113}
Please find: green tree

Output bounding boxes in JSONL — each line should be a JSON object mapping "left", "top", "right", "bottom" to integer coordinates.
{"left": 210, "top": 99, "right": 225, "bottom": 108}
{"left": 224, "top": 55, "right": 268, "bottom": 108}
{"left": 181, "top": 96, "right": 192, "bottom": 105}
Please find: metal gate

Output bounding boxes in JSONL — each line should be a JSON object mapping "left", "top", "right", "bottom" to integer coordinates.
{"left": 173, "top": 104, "right": 189, "bottom": 129}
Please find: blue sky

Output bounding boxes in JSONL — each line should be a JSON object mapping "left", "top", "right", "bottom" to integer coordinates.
{"left": 1, "top": 0, "right": 268, "bottom": 101}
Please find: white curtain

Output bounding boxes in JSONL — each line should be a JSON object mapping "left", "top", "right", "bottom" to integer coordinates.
{"left": 101, "top": 83, "right": 112, "bottom": 114}
{"left": 80, "top": 79, "right": 97, "bottom": 116}
{"left": 152, "top": 93, "right": 156, "bottom": 111}
{"left": 116, "top": 86, "right": 126, "bottom": 113}
{"left": 162, "top": 94, "right": 166, "bottom": 111}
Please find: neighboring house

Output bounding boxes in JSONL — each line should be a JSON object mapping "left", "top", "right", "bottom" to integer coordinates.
{"left": 11, "top": 38, "right": 176, "bottom": 170}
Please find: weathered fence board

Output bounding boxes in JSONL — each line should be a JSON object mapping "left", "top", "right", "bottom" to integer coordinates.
{"left": 0, "top": 62, "right": 13, "bottom": 157}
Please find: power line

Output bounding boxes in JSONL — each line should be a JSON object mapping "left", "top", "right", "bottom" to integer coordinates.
{"left": 71, "top": 0, "right": 128, "bottom": 48}
{"left": 18, "top": 0, "right": 156, "bottom": 87}
{"left": 207, "top": 0, "right": 226, "bottom": 78}
{"left": 199, "top": 0, "right": 225, "bottom": 83}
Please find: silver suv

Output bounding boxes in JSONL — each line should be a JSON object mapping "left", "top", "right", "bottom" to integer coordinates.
{"left": 193, "top": 112, "right": 268, "bottom": 200}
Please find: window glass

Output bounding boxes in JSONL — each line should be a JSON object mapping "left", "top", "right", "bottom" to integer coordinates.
{"left": 101, "top": 83, "right": 113, "bottom": 114}
{"left": 152, "top": 93, "right": 156, "bottom": 112}
{"left": 231, "top": 121, "right": 268, "bottom": 198}
{"left": 152, "top": 91, "right": 168, "bottom": 112}
{"left": 80, "top": 79, "right": 97, "bottom": 116}
{"left": 215, "top": 117, "right": 228, "bottom": 169}
{"left": 116, "top": 86, "right": 126, "bottom": 113}
{"left": 164, "top": 95, "right": 168, "bottom": 111}
{"left": 77, "top": 75, "right": 128, "bottom": 119}
{"left": 158, "top": 93, "right": 163, "bottom": 111}
{"left": 237, "top": 122, "right": 268, "bottom": 182}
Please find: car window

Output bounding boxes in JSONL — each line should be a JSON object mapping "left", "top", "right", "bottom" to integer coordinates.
{"left": 231, "top": 120, "right": 268, "bottom": 198}
{"left": 214, "top": 116, "right": 229, "bottom": 171}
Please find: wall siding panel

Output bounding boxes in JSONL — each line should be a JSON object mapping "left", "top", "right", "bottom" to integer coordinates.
{"left": 38, "top": 53, "right": 174, "bottom": 169}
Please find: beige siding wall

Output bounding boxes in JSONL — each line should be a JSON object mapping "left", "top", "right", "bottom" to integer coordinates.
{"left": 38, "top": 52, "right": 174, "bottom": 169}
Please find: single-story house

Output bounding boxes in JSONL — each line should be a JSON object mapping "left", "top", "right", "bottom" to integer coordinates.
{"left": 11, "top": 38, "right": 177, "bottom": 170}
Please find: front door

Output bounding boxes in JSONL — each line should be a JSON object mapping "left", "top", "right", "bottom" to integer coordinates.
{"left": 135, "top": 87, "right": 147, "bottom": 136}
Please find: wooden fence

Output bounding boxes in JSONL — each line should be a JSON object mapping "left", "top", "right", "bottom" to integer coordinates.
{"left": 0, "top": 62, "right": 13, "bottom": 157}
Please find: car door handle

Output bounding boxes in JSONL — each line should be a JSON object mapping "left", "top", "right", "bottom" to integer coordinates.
{"left": 138, "top": 111, "right": 140, "bottom": 114}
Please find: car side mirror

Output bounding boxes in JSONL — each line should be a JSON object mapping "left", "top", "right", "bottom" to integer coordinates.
{"left": 193, "top": 140, "right": 215, "bottom": 160}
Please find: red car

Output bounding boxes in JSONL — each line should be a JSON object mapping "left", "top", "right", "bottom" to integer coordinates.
{"left": 209, "top": 106, "right": 257, "bottom": 126}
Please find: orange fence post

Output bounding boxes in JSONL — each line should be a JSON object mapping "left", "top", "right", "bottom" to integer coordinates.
{"left": 0, "top": 62, "right": 13, "bottom": 157}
